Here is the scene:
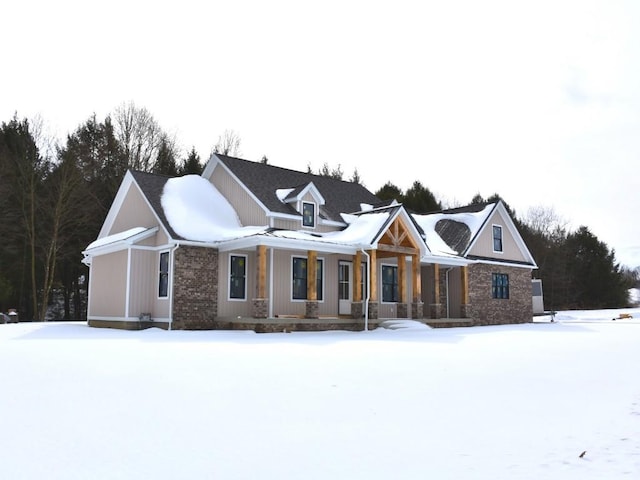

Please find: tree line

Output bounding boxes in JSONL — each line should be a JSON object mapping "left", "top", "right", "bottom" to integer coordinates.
{"left": 0, "top": 103, "right": 239, "bottom": 320}
{"left": 0, "top": 104, "right": 635, "bottom": 320}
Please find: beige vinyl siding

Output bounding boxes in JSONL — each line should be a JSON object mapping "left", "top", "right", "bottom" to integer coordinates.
{"left": 269, "top": 249, "right": 340, "bottom": 317}
{"left": 88, "top": 250, "right": 128, "bottom": 317}
{"left": 468, "top": 211, "right": 528, "bottom": 263}
{"left": 217, "top": 250, "right": 257, "bottom": 318}
{"left": 128, "top": 249, "right": 170, "bottom": 319}
{"left": 109, "top": 184, "right": 158, "bottom": 235}
{"left": 210, "top": 164, "right": 268, "bottom": 226}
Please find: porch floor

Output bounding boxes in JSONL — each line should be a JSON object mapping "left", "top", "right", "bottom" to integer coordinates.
{"left": 214, "top": 316, "right": 474, "bottom": 332}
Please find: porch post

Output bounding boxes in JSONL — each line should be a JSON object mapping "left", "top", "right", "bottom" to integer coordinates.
{"left": 460, "top": 265, "right": 470, "bottom": 318}
{"left": 305, "top": 250, "right": 318, "bottom": 319}
{"left": 352, "top": 250, "right": 363, "bottom": 319}
{"left": 411, "top": 253, "right": 423, "bottom": 319}
{"left": 252, "top": 245, "right": 268, "bottom": 318}
{"left": 397, "top": 254, "right": 407, "bottom": 318}
{"left": 430, "top": 263, "right": 442, "bottom": 319}
{"left": 368, "top": 249, "right": 378, "bottom": 320}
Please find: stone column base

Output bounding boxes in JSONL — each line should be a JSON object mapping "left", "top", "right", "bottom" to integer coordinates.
{"left": 367, "top": 301, "right": 379, "bottom": 320}
{"left": 397, "top": 303, "right": 408, "bottom": 318}
{"left": 351, "top": 301, "right": 363, "bottom": 319}
{"left": 411, "top": 302, "right": 424, "bottom": 319}
{"left": 305, "top": 300, "right": 319, "bottom": 319}
{"left": 252, "top": 298, "right": 268, "bottom": 318}
{"left": 430, "top": 303, "right": 443, "bottom": 319}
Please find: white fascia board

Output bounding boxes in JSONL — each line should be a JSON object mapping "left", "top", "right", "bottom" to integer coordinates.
{"left": 462, "top": 203, "right": 497, "bottom": 256}
{"left": 83, "top": 227, "right": 161, "bottom": 257}
{"left": 217, "top": 235, "right": 360, "bottom": 255}
{"left": 371, "top": 208, "right": 430, "bottom": 257}
{"left": 97, "top": 171, "right": 172, "bottom": 243}
{"left": 496, "top": 203, "right": 538, "bottom": 268}
{"left": 295, "top": 182, "right": 326, "bottom": 205}
{"left": 98, "top": 171, "right": 135, "bottom": 238}
{"left": 470, "top": 258, "right": 536, "bottom": 269}
{"left": 421, "top": 255, "right": 471, "bottom": 267}
{"left": 465, "top": 202, "right": 537, "bottom": 268}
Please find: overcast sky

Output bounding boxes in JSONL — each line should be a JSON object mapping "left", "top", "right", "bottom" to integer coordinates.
{"left": 2, "top": 1, "right": 639, "bottom": 267}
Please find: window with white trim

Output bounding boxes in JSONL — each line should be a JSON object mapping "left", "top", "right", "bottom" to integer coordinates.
{"left": 292, "top": 256, "right": 323, "bottom": 300}
{"left": 229, "top": 255, "right": 247, "bottom": 300}
{"left": 493, "top": 225, "right": 503, "bottom": 252}
{"left": 158, "top": 251, "right": 169, "bottom": 298}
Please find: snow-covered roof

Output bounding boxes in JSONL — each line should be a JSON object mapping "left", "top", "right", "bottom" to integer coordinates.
{"left": 413, "top": 204, "right": 494, "bottom": 255}
{"left": 85, "top": 227, "right": 153, "bottom": 251}
{"left": 160, "top": 175, "right": 267, "bottom": 242}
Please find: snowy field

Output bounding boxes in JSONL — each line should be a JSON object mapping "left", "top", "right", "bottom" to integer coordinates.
{"left": 1, "top": 310, "right": 639, "bottom": 479}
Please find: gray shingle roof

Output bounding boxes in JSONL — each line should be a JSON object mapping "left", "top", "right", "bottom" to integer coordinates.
{"left": 130, "top": 170, "right": 182, "bottom": 239}
{"left": 215, "top": 154, "right": 383, "bottom": 223}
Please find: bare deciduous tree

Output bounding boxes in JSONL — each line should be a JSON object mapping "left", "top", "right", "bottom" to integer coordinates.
{"left": 523, "top": 206, "right": 568, "bottom": 239}
{"left": 212, "top": 129, "right": 242, "bottom": 157}
{"left": 113, "top": 101, "right": 164, "bottom": 172}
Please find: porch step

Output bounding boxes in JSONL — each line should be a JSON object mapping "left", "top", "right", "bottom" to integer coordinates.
{"left": 379, "top": 320, "right": 432, "bottom": 331}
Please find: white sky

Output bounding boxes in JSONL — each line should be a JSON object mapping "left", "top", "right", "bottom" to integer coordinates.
{"left": 2, "top": 0, "right": 639, "bottom": 267}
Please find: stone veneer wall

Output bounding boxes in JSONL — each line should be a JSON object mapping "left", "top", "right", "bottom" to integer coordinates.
{"left": 466, "top": 263, "right": 532, "bottom": 325}
{"left": 172, "top": 246, "right": 218, "bottom": 329}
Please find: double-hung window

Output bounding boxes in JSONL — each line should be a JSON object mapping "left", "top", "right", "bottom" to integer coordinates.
{"left": 382, "top": 265, "right": 398, "bottom": 302}
{"left": 493, "top": 225, "right": 503, "bottom": 252}
{"left": 492, "top": 273, "right": 509, "bottom": 299}
{"left": 292, "top": 257, "right": 323, "bottom": 300}
{"left": 158, "top": 251, "right": 169, "bottom": 298}
{"left": 229, "top": 255, "right": 247, "bottom": 300}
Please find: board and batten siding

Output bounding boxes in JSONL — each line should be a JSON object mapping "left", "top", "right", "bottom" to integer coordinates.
{"left": 209, "top": 164, "right": 269, "bottom": 227}
{"left": 109, "top": 183, "right": 162, "bottom": 237}
{"left": 88, "top": 250, "right": 128, "bottom": 317}
{"left": 268, "top": 249, "right": 341, "bottom": 318}
{"left": 128, "top": 249, "right": 170, "bottom": 320}
{"left": 217, "top": 250, "right": 258, "bottom": 318}
{"left": 468, "top": 210, "right": 528, "bottom": 263}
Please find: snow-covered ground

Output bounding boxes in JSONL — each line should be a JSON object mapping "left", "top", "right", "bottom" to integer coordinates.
{"left": 1, "top": 310, "right": 639, "bottom": 479}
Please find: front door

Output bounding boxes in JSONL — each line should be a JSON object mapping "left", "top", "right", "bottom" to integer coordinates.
{"left": 338, "top": 261, "right": 352, "bottom": 315}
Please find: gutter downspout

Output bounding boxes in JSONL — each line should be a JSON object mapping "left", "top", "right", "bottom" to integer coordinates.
{"left": 361, "top": 248, "right": 370, "bottom": 332}
{"left": 168, "top": 243, "right": 180, "bottom": 331}
{"left": 269, "top": 247, "right": 274, "bottom": 319}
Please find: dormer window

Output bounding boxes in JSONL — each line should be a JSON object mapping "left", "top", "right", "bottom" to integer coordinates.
{"left": 302, "top": 201, "right": 315, "bottom": 228}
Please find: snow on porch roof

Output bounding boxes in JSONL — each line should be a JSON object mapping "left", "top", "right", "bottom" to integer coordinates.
{"left": 84, "top": 226, "right": 157, "bottom": 252}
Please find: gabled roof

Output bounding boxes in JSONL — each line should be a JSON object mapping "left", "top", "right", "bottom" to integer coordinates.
{"left": 129, "top": 170, "right": 181, "bottom": 239}
{"left": 413, "top": 201, "right": 537, "bottom": 268}
{"left": 206, "top": 154, "right": 383, "bottom": 223}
